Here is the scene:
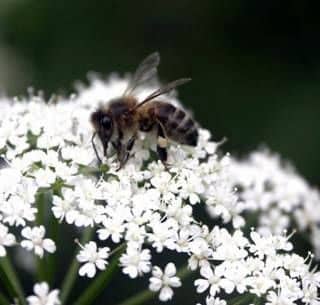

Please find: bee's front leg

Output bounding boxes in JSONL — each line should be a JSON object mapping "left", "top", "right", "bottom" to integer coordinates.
{"left": 117, "top": 134, "right": 136, "bottom": 170}
{"left": 91, "top": 132, "right": 102, "bottom": 165}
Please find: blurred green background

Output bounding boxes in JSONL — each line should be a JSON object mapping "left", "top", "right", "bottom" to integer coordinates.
{"left": 0, "top": 0, "right": 319, "bottom": 185}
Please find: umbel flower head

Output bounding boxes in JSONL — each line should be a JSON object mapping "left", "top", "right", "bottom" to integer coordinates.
{"left": 0, "top": 74, "right": 319, "bottom": 305}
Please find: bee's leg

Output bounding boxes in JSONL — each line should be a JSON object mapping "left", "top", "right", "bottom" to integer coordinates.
{"left": 156, "top": 123, "right": 168, "bottom": 165}
{"left": 111, "top": 140, "right": 121, "bottom": 158}
{"left": 111, "top": 130, "right": 123, "bottom": 160}
{"left": 117, "top": 134, "right": 136, "bottom": 170}
{"left": 91, "top": 132, "right": 102, "bottom": 165}
{"left": 124, "top": 135, "right": 136, "bottom": 162}
{"left": 113, "top": 130, "right": 130, "bottom": 171}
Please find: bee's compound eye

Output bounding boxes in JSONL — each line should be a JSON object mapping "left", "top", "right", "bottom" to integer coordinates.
{"left": 101, "top": 116, "right": 112, "bottom": 129}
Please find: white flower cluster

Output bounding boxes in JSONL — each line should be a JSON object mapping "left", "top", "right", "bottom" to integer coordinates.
{"left": 0, "top": 77, "right": 319, "bottom": 304}
{"left": 0, "top": 165, "right": 55, "bottom": 257}
{"left": 230, "top": 150, "right": 320, "bottom": 258}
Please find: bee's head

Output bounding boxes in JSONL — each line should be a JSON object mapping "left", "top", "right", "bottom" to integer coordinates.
{"left": 90, "top": 109, "right": 114, "bottom": 144}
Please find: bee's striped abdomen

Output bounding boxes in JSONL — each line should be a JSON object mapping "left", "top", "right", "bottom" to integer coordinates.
{"left": 154, "top": 102, "right": 198, "bottom": 147}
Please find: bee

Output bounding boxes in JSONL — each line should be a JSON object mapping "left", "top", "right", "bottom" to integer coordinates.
{"left": 90, "top": 52, "right": 199, "bottom": 169}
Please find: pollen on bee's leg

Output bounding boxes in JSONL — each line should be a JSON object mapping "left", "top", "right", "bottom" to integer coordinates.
{"left": 157, "top": 136, "right": 168, "bottom": 148}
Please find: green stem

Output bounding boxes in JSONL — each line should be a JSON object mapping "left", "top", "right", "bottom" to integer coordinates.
{"left": 109, "top": 243, "right": 126, "bottom": 257}
{"left": 60, "top": 227, "right": 94, "bottom": 305}
{"left": 0, "top": 257, "right": 27, "bottom": 305}
{"left": 0, "top": 291, "right": 10, "bottom": 305}
{"left": 0, "top": 268, "right": 14, "bottom": 300}
{"left": 71, "top": 245, "right": 125, "bottom": 305}
{"left": 115, "top": 265, "right": 191, "bottom": 305}
{"left": 242, "top": 212, "right": 258, "bottom": 236}
{"left": 46, "top": 216, "right": 59, "bottom": 285}
{"left": 35, "top": 189, "right": 52, "bottom": 282}
{"left": 116, "top": 290, "right": 154, "bottom": 305}
{"left": 252, "top": 296, "right": 262, "bottom": 305}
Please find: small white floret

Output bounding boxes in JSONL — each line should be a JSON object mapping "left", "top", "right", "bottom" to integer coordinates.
{"left": 149, "top": 262, "right": 181, "bottom": 302}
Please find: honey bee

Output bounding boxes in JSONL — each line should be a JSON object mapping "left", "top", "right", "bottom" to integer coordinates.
{"left": 90, "top": 52, "right": 199, "bottom": 169}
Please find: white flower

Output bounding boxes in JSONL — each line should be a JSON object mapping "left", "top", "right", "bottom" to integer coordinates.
{"left": 246, "top": 275, "right": 275, "bottom": 297}
{"left": 149, "top": 263, "right": 181, "bottom": 302}
{"left": 97, "top": 206, "right": 127, "bottom": 243}
{"left": 120, "top": 244, "right": 151, "bottom": 278}
{"left": 219, "top": 261, "right": 249, "bottom": 294}
{"left": 166, "top": 199, "right": 193, "bottom": 226}
{"left": 266, "top": 290, "right": 295, "bottom": 305}
{"left": 195, "top": 265, "right": 235, "bottom": 296}
{"left": 188, "top": 238, "right": 212, "bottom": 271}
{"left": 199, "top": 296, "right": 227, "bottom": 305}
{"left": 99, "top": 179, "right": 132, "bottom": 207}
{"left": 27, "top": 282, "right": 60, "bottom": 305}
{"left": 249, "top": 231, "right": 276, "bottom": 259}
{"left": 77, "top": 241, "right": 110, "bottom": 278}
{"left": 1, "top": 194, "right": 37, "bottom": 227}
{"left": 211, "top": 230, "right": 248, "bottom": 262}
{"left": 37, "top": 133, "right": 62, "bottom": 149}
{"left": 33, "top": 168, "right": 56, "bottom": 188}
{"left": 61, "top": 146, "right": 94, "bottom": 165}
{"left": 97, "top": 217, "right": 125, "bottom": 243}
{"left": 150, "top": 171, "right": 177, "bottom": 200}
{"left": 302, "top": 284, "right": 320, "bottom": 305}
{"left": 0, "top": 167, "right": 22, "bottom": 195}
{"left": 52, "top": 189, "right": 76, "bottom": 222}
{"left": 148, "top": 219, "right": 177, "bottom": 253}
{"left": 0, "top": 223, "right": 15, "bottom": 256}
{"left": 21, "top": 226, "right": 56, "bottom": 258}
{"left": 178, "top": 173, "right": 204, "bottom": 204}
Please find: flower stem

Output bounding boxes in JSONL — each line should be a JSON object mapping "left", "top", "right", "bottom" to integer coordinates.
{"left": 35, "top": 189, "right": 52, "bottom": 282}
{"left": 0, "top": 257, "right": 27, "bottom": 305}
{"left": 252, "top": 296, "right": 262, "bottom": 305}
{"left": 0, "top": 291, "right": 10, "bottom": 305}
{"left": 71, "top": 244, "right": 125, "bottom": 305}
{"left": 115, "top": 265, "right": 191, "bottom": 305}
{"left": 60, "top": 227, "right": 94, "bottom": 305}
{"left": 116, "top": 290, "right": 154, "bottom": 305}
{"left": 109, "top": 243, "right": 126, "bottom": 257}
{"left": 46, "top": 216, "right": 59, "bottom": 285}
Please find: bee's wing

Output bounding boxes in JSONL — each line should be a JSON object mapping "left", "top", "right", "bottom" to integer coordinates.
{"left": 123, "top": 52, "right": 160, "bottom": 96}
{"left": 133, "top": 78, "right": 191, "bottom": 110}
